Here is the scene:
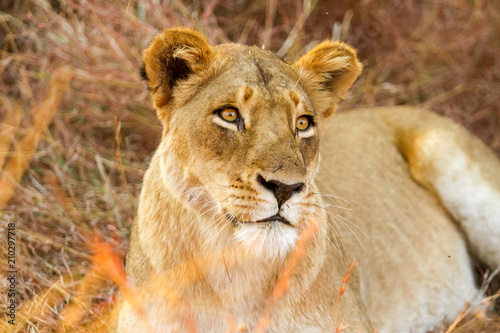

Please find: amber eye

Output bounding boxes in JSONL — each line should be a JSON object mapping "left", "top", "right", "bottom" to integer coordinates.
{"left": 296, "top": 116, "right": 311, "bottom": 131}
{"left": 218, "top": 108, "right": 239, "bottom": 122}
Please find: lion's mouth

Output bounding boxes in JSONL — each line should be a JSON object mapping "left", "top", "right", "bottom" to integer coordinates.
{"left": 227, "top": 213, "right": 292, "bottom": 226}
{"left": 255, "top": 214, "right": 291, "bottom": 225}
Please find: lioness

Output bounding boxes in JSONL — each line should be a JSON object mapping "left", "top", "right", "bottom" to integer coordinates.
{"left": 111, "top": 27, "right": 500, "bottom": 332}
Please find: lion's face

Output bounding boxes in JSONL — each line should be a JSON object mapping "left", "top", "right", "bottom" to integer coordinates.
{"left": 161, "top": 48, "right": 320, "bottom": 257}
{"left": 142, "top": 28, "right": 361, "bottom": 258}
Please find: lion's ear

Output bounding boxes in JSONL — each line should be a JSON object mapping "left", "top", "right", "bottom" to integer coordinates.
{"left": 141, "top": 27, "right": 213, "bottom": 111}
{"left": 293, "top": 41, "right": 362, "bottom": 117}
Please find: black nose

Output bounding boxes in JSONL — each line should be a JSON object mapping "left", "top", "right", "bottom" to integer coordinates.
{"left": 257, "top": 175, "right": 304, "bottom": 208}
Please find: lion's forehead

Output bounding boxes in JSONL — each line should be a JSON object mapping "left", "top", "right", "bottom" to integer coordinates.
{"left": 215, "top": 44, "right": 298, "bottom": 90}
{"left": 203, "top": 50, "right": 313, "bottom": 119}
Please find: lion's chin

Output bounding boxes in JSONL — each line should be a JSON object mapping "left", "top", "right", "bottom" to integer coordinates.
{"left": 232, "top": 222, "right": 299, "bottom": 261}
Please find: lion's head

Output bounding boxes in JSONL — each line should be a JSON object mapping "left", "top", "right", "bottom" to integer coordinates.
{"left": 141, "top": 27, "right": 361, "bottom": 259}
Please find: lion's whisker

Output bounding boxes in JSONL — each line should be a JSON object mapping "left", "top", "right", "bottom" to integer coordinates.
{"left": 310, "top": 210, "right": 343, "bottom": 256}
{"left": 312, "top": 203, "right": 352, "bottom": 211}
{"left": 330, "top": 213, "right": 367, "bottom": 252}
{"left": 312, "top": 192, "right": 353, "bottom": 203}
{"left": 172, "top": 199, "right": 225, "bottom": 258}
{"left": 329, "top": 211, "right": 369, "bottom": 239}
{"left": 187, "top": 185, "right": 231, "bottom": 191}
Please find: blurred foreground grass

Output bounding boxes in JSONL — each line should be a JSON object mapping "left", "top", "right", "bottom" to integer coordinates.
{"left": 0, "top": 0, "right": 499, "bottom": 331}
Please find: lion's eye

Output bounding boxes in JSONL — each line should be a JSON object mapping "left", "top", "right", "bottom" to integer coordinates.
{"left": 296, "top": 116, "right": 311, "bottom": 131}
{"left": 218, "top": 108, "right": 239, "bottom": 122}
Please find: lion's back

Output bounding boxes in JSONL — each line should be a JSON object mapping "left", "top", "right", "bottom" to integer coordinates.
{"left": 316, "top": 107, "right": 475, "bottom": 332}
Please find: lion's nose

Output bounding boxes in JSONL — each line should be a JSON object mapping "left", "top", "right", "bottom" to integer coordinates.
{"left": 257, "top": 174, "right": 304, "bottom": 208}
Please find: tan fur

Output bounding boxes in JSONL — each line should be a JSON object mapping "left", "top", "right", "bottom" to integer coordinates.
{"left": 111, "top": 28, "right": 500, "bottom": 333}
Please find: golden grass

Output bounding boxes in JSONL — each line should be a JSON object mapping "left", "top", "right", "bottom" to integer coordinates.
{"left": 0, "top": 67, "right": 74, "bottom": 210}
{"left": 0, "top": 0, "right": 499, "bottom": 332}
{"left": 0, "top": 105, "right": 21, "bottom": 169}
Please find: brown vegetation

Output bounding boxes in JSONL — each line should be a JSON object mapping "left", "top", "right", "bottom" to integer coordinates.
{"left": 0, "top": 0, "right": 498, "bottom": 332}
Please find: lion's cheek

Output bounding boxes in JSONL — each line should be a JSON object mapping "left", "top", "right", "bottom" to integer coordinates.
{"left": 156, "top": 135, "right": 213, "bottom": 209}
{"left": 300, "top": 135, "right": 320, "bottom": 177}
{"left": 188, "top": 125, "right": 246, "bottom": 179}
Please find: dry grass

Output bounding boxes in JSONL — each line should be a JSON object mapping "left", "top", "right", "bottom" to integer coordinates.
{"left": 0, "top": 0, "right": 499, "bottom": 332}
